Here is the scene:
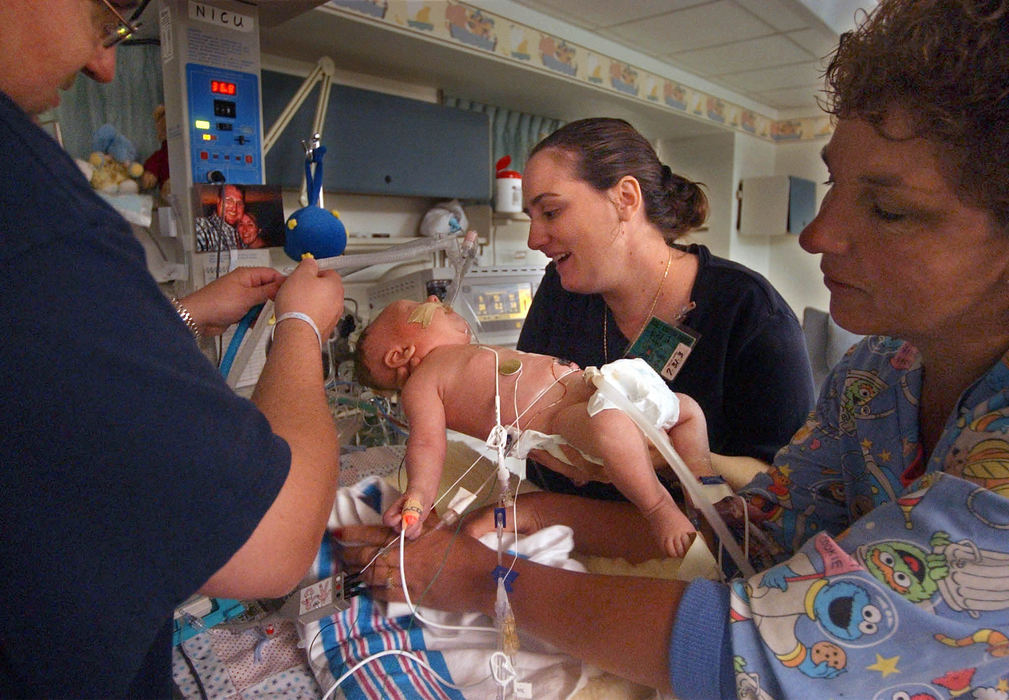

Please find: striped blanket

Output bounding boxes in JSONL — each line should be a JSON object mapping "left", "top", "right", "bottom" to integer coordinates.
{"left": 301, "top": 476, "right": 592, "bottom": 699}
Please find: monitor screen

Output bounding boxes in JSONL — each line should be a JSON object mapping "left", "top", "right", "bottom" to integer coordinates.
{"left": 452, "top": 270, "right": 542, "bottom": 346}
{"left": 367, "top": 266, "right": 545, "bottom": 348}
{"left": 467, "top": 280, "right": 534, "bottom": 327}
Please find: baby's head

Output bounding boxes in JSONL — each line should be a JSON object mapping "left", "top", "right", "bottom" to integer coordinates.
{"left": 353, "top": 296, "right": 472, "bottom": 390}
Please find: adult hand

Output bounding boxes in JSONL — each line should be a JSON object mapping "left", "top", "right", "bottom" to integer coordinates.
{"left": 460, "top": 491, "right": 556, "bottom": 539}
{"left": 181, "top": 266, "right": 285, "bottom": 336}
{"left": 273, "top": 256, "right": 345, "bottom": 342}
{"left": 338, "top": 522, "right": 497, "bottom": 616}
{"left": 470, "top": 493, "right": 667, "bottom": 562}
{"left": 527, "top": 449, "right": 610, "bottom": 486}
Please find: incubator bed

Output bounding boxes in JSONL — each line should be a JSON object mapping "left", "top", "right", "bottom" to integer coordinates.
{"left": 171, "top": 439, "right": 720, "bottom": 700}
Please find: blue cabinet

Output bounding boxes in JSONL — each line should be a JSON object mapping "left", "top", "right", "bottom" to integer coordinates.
{"left": 261, "top": 70, "right": 491, "bottom": 199}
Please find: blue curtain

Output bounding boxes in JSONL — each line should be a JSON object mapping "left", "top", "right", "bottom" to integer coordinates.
{"left": 443, "top": 96, "right": 563, "bottom": 174}
{"left": 52, "top": 44, "right": 164, "bottom": 164}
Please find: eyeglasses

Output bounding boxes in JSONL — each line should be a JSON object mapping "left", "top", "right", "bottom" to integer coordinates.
{"left": 96, "top": 0, "right": 151, "bottom": 48}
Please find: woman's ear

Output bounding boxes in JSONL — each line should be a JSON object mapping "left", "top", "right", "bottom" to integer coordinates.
{"left": 613, "top": 175, "right": 643, "bottom": 220}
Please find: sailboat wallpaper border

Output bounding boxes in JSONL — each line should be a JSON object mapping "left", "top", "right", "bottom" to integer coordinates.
{"left": 324, "top": 0, "right": 834, "bottom": 143}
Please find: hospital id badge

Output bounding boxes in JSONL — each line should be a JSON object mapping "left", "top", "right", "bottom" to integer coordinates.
{"left": 625, "top": 316, "right": 699, "bottom": 381}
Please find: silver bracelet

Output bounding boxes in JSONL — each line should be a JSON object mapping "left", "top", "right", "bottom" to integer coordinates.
{"left": 272, "top": 311, "right": 323, "bottom": 350}
{"left": 170, "top": 297, "right": 202, "bottom": 339}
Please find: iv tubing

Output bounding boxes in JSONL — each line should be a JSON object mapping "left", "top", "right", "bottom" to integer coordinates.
{"left": 220, "top": 303, "right": 263, "bottom": 380}
{"left": 282, "top": 234, "right": 464, "bottom": 276}
{"left": 320, "top": 648, "right": 493, "bottom": 700}
{"left": 226, "top": 299, "right": 274, "bottom": 388}
{"left": 587, "top": 371, "right": 756, "bottom": 578}
{"left": 445, "top": 229, "right": 479, "bottom": 309}
{"left": 398, "top": 528, "right": 496, "bottom": 634}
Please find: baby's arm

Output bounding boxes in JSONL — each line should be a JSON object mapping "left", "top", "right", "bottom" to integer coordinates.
{"left": 382, "top": 373, "right": 450, "bottom": 538}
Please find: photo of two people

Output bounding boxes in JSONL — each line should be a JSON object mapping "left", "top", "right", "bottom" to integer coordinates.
{"left": 192, "top": 184, "right": 286, "bottom": 253}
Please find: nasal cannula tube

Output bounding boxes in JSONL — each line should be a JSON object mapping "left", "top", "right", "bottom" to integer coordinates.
{"left": 445, "top": 229, "right": 479, "bottom": 310}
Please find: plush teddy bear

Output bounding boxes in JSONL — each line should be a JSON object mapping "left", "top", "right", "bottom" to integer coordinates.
{"left": 141, "top": 104, "right": 170, "bottom": 200}
{"left": 86, "top": 152, "right": 144, "bottom": 194}
{"left": 78, "top": 123, "right": 144, "bottom": 194}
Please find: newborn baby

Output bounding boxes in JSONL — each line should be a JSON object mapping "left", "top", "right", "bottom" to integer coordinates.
{"left": 353, "top": 296, "right": 712, "bottom": 559}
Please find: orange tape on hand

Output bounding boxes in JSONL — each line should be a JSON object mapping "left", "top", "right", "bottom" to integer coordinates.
{"left": 401, "top": 497, "right": 423, "bottom": 528}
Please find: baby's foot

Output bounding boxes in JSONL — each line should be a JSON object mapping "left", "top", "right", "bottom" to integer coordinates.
{"left": 641, "top": 497, "right": 697, "bottom": 559}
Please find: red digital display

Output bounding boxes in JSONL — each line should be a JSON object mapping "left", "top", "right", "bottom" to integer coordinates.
{"left": 211, "top": 80, "right": 237, "bottom": 96}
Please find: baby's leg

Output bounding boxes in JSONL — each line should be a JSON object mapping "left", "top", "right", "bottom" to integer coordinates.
{"left": 551, "top": 404, "right": 695, "bottom": 558}
{"left": 664, "top": 393, "right": 712, "bottom": 478}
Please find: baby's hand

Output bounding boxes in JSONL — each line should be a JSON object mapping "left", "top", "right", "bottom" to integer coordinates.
{"left": 382, "top": 491, "right": 428, "bottom": 539}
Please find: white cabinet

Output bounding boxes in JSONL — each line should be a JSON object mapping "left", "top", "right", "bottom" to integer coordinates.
{"left": 737, "top": 175, "right": 817, "bottom": 237}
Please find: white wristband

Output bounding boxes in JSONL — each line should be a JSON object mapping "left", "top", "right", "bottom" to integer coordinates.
{"left": 272, "top": 312, "right": 323, "bottom": 350}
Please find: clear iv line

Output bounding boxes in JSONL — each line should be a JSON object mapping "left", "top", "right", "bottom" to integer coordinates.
{"left": 445, "top": 229, "right": 479, "bottom": 310}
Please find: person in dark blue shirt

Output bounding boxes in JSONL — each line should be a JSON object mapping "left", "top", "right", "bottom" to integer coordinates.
{"left": 516, "top": 117, "right": 814, "bottom": 498}
{"left": 0, "top": 2, "right": 346, "bottom": 696}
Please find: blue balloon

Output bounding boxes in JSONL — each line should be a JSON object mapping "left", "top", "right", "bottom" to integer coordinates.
{"left": 284, "top": 206, "right": 347, "bottom": 261}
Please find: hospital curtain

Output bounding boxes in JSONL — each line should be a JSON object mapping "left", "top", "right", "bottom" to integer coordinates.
{"left": 442, "top": 96, "right": 564, "bottom": 174}
{"left": 51, "top": 43, "right": 165, "bottom": 165}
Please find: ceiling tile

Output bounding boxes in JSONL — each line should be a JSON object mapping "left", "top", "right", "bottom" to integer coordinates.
{"left": 486, "top": 0, "right": 877, "bottom": 114}
{"left": 720, "top": 61, "right": 822, "bottom": 91}
{"left": 786, "top": 27, "right": 842, "bottom": 59}
{"left": 608, "top": 0, "right": 774, "bottom": 55}
{"left": 734, "top": 0, "right": 811, "bottom": 31}
{"left": 512, "top": 0, "right": 708, "bottom": 30}
{"left": 670, "top": 35, "right": 813, "bottom": 75}
{"left": 753, "top": 84, "right": 827, "bottom": 110}
{"left": 796, "top": 0, "right": 878, "bottom": 34}
{"left": 593, "top": 27, "right": 630, "bottom": 44}
{"left": 512, "top": 0, "right": 597, "bottom": 30}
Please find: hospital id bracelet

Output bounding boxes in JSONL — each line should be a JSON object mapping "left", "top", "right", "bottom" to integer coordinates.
{"left": 170, "top": 297, "right": 202, "bottom": 339}
{"left": 272, "top": 311, "right": 323, "bottom": 351}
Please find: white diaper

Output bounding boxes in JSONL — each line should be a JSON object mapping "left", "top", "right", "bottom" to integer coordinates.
{"left": 507, "top": 358, "right": 679, "bottom": 466}
{"left": 585, "top": 358, "right": 680, "bottom": 429}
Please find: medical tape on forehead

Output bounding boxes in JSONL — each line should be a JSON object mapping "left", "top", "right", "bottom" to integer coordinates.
{"left": 406, "top": 301, "right": 445, "bottom": 327}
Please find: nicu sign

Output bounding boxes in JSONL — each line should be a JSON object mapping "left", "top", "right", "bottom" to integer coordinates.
{"left": 189, "top": 1, "right": 255, "bottom": 32}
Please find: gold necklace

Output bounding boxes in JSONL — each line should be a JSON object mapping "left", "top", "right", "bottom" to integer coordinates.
{"left": 603, "top": 247, "right": 673, "bottom": 363}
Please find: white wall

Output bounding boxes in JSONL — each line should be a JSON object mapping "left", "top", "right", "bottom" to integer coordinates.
{"left": 658, "top": 132, "right": 736, "bottom": 259}
{"left": 659, "top": 130, "right": 832, "bottom": 318}
{"left": 768, "top": 138, "right": 831, "bottom": 315}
